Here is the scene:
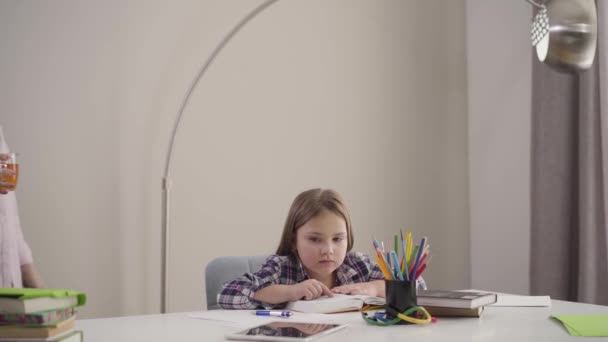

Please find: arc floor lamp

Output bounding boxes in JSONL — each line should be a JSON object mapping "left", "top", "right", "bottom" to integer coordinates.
{"left": 161, "top": 0, "right": 598, "bottom": 313}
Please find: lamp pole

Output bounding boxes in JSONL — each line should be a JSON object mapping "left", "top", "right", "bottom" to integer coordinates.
{"left": 159, "top": 0, "right": 596, "bottom": 314}
{"left": 160, "top": 0, "right": 280, "bottom": 313}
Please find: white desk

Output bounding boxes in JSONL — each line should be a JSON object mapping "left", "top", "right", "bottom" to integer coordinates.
{"left": 76, "top": 299, "right": 608, "bottom": 341}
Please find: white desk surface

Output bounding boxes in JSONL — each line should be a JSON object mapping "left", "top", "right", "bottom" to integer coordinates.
{"left": 76, "top": 299, "right": 608, "bottom": 341}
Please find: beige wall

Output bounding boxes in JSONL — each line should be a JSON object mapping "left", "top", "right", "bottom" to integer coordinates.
{"left": 0, "top": 0, "right": 469, "bottom": 318}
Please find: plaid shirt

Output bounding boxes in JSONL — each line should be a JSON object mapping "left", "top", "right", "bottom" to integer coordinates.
{"left": 217, "top": 252, "right": 384, "bottom": 310}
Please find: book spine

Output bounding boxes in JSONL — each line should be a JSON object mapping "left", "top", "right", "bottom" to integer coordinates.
{"left": 0, "top": 308, "right": 76, "bottom": 326}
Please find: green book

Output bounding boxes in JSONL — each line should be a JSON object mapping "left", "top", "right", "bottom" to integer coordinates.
{"left": 552, "top": 314, "right": 608, "bottom": 337}
{"left": 0, "top": 289, "right": 86, "bottom": 314}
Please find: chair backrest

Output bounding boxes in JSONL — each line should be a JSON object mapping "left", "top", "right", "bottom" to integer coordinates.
{"left": 205, "top": 255, "right": 269, "bottom": 310}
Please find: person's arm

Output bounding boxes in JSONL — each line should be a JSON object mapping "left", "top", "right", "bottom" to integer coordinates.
{"left": 254, "top": 279, "right": 333, "bottom": 304}
{"left": 217, "top": 256, "right": 285, "bottom": 310}
{"left": 21, "top": 263, "right": 44, "bottom": 288}
{"left": 217, "top": 256, "right": 334, "bottom": 309}
{"left": 331, "top": 252, "right": 387, "bottom": 297}
{"left": 331, "top": 280, "right": 384, "bottom": 297}
{"left": 252, "top": 284, "right": 297, "bottom": 304}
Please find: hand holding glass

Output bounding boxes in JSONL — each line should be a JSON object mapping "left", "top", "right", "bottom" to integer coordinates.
{"left": 0, "top": 153, "right": 19, "bottom": 194}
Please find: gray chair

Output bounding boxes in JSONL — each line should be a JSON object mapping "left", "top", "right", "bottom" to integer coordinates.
{"left": 205, "top": 255, "right": 269, "bottom": 310}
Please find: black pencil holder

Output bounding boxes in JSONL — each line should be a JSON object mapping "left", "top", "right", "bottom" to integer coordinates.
{"left": 385, "top": 280, "right": 417, "bottom": 324}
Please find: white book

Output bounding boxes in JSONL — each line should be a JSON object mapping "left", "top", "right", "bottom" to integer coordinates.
{"left": 490, "top": 295, "right": 551, "bottom": 307}
{"left": 285, "top": 294, "right": 384, "bottom": 314}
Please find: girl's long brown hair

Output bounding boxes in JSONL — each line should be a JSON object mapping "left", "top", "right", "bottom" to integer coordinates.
{"left": 276, "top": 188, "right": 353, "bottom": 257}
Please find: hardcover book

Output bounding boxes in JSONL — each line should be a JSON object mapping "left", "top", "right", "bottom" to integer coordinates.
{"left": 0, "top": 308, "right": 76, "bottom": 326}
{"left": 0, "top": 289, "right": 85, "bottom": 314}
{"left": 416, "top": 290, "right": 497, "bottom": 309}
{"left": 424, "top": 305, "right": 484, "bottom": 317}
{"left": 0, "top": 317, "right": 75, "bottom": 339}
{"left": 0, "top": 329, "right": 82, "bottom": 342}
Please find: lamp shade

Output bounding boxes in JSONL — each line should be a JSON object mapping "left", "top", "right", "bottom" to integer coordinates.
{"left": 534, "top": 0, "right": 597, "bottom": 72}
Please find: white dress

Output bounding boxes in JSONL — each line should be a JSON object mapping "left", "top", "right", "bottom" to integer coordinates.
{"left": 0, "top": 126, "right": 33, "bottom": 287}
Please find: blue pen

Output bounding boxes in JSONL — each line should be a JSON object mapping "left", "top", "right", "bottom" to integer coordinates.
{"left": 400, "top": 230, "right": 409, "bottom": 281}
{"left": 390, "top": 251, "right": 403, "bottom": 281}
{"left": 255, "top": 310, "right": 293, "bottom": 318}
{"left": 410, "top": 237, "right": 426, "bottom": 281}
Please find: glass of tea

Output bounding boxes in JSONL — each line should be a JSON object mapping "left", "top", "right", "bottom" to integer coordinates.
{"left": 0, "top": 153, "right": 19, "bottom": 193}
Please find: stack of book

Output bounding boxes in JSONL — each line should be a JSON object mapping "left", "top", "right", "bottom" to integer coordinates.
{"left": 0, "top": 288, "right": 86, "bottom": 342}
{"left": 284, "top": 290, "right": 498, "bottom": 317}
{"left": 416, "top": 290, "right": 497, "bottom": 317}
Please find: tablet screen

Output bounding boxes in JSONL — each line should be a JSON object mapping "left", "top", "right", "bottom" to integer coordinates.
{"left": 227, "top": 322, "right": 346, "bottom": 341}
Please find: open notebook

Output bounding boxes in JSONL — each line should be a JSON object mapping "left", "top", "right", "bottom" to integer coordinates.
{"left": 285, "top": 294, "right": 384, "bottom": 314}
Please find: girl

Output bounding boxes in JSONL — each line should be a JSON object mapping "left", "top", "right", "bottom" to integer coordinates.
{"left": 218, "top": 188, "right": 385, "bottom": 309}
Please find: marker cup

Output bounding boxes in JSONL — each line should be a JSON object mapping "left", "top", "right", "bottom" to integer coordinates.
{"left": 385, "top": 280, "right": 417, "bottom": 324}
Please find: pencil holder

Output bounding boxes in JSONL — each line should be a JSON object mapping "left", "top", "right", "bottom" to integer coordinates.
{"left": 385, "top": 280, "right": 417, "bottom": 324}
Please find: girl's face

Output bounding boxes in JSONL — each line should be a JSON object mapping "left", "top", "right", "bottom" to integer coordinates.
{"left": 295, "top": 209, "right": 348, "bottom": 283}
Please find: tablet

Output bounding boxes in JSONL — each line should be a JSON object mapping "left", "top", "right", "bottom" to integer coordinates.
{"left": 225, "top": 321, "right": 347, "bottom": 342}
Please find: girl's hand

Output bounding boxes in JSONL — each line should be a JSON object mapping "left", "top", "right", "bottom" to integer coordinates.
{"left": 332, "top": 282, "right": 376, "bottom": 296}
{"left": 292, "top": 279, "right": 334, "bottom": 301}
